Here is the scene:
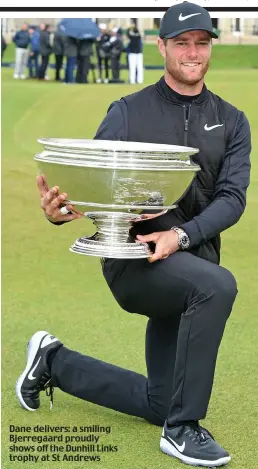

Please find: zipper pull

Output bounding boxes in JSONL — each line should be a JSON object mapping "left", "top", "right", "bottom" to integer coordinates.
{"left": 185, "top": 119, "right": 189, "bottom": 132}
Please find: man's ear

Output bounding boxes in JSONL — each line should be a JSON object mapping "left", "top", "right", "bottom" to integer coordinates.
{"left": 157, "top": 37, "right": 166, "bottom": 60}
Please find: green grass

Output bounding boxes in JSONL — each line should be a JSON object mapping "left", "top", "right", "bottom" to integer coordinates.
{"left": 144, "top": 44, "right": 258, "bottom": 69}
{"left": 3, "top": 42, "right": 258, "bottom": 68}
{"left": 2, "top": 66, "right": 258, "bottom": 469}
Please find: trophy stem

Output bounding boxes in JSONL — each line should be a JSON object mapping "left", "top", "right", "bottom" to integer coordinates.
{"left": 88, "top": 211, "right": 135, "bottom": 243}
{"left": 69, "top": 211, "right": 151, "bottom": 259}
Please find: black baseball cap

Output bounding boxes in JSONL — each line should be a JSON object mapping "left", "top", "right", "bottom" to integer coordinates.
{"left": 159, "top": 2, "right": 218, "bottom": 39}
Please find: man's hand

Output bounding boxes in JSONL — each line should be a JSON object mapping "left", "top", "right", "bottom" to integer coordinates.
{"left": 37, "top": 174, "right": 84, "bottom": 223}
{"left": 136, "top": 230, "right": 179, "bottom": 263}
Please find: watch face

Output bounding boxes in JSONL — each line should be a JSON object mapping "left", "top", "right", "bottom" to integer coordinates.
{"left": 180, "top": 234, "right": 190, "bottom": 249}
{"left": 171, "top": 227, "right": 190, "bottom": 249}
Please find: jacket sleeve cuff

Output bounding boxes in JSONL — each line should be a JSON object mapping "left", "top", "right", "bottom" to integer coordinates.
{"left": 180, "top": 219, "right": 203, "bottom": 248}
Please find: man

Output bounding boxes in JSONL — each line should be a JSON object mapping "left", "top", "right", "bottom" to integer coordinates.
{"left": 38, "top": 24, "right": 52, "bottom": 80}
{"left": 52, "top": 26, "right": 65, "bottom": 81}
{"left": 63, "top": 35, "right": 78, "bottom": 83}
{"left": 16, "top": 2, "right": 251, "bottom": 467}
{"left": 127, "top": 22, "right": 144, "bottom": 84}
{"left": 95, "top": 23, "right": 111, "bottom": 83}
{"left": 27, "top": 26, "right": 40, "bottom": 78}
{"left": 12, "top": 23, "right": 30, "bottom": 79}
{"left": 1, "top": 33, "right": 7, "bottom": 62}
{"left": 76, "top": 38, "right": 94, "bottom": 84}
{"left": 109, "top": 27, "right": 124, "bottom": 83}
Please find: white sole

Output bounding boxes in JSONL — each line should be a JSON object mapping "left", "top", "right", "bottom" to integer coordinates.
{"left": 15, "top": 331, "right": 49, "bottom": 411}
{"left": 160, "top": 437, "right": 231, "bottom": 467}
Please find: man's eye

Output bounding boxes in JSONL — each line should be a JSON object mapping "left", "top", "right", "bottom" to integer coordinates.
{"left": 176, "top": 42, "right": 187, "bottom": 45}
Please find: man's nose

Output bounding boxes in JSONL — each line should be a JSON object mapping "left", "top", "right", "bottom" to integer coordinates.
{"left": 186, "top": 43, "right": 198, "bottom": 58}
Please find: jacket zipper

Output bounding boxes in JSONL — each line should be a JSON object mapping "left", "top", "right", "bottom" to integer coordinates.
{"left": 183, "top": 104, "right": 191, "bottom": 146}
{"left": 183, "top": 103, "right": 196, "bottom": 214}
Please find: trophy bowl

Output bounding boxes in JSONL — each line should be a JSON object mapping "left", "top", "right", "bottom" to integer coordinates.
{"left": 35, "top": 138, "right": 200, "bottom": 259}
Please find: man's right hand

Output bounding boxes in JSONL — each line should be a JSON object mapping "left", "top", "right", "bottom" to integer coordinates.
{"left": 37, "top": 174, "right": 84, "bottom": 223}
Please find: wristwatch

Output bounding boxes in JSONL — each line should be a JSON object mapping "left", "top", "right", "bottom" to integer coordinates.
{"left": 171, "top": 226, "right": 190, "bottom": 250}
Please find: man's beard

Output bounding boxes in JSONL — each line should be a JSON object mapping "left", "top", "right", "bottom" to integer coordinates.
{"left": 166, "top": 59, "right": 210, "bottom": 86}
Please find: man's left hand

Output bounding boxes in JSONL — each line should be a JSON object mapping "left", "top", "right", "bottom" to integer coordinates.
{"left": 136, "top": 230, "right": 179, "bottom": 263}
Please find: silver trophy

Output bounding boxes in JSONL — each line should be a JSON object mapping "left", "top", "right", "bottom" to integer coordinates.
{"left": 35, "top": 138, "right": 200, "bottom": 258}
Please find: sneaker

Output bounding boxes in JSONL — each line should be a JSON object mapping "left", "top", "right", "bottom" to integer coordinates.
{"left": 20, "top": 74, "right": 26, "bottom": 79}
{"left": 160, "top": 420, "right": 231, "bottom": 467}
{"left": 13, "top": 74, "right": 19, "bottom": 79}
{"left": 103, "top": 78, "right": 109, "bottom": 84}
{"left": 16, "top": 331, "right": 62, "bottom": 411}
{"left": 96, "top": 78, "right": 102, "bottom": 83}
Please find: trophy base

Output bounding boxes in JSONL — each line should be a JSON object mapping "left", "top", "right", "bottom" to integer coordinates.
{"left": 69, "top": 235, "right": 151, "bottom": 259}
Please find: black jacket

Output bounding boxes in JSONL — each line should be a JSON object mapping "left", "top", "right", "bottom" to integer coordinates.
{"left": 1, "top": 34, "right": 7, "bottom": 52}
{"left": 77, "top": 39, "right": 94, "bottom": 57}
{"left": 96, "top": 33, "right": 111, "bottom": 59}
{"left": 109, "top": 37, "right": 123, "bottom": 58}
{"left": 39, "top": 30, "right": 52, "bottom": 56}
{"left": 64, "top": 36, "right": 78, "bottom": 57}
{"left": 95, "top": 77, "right": 251, "bottom": 264}
{"left": 127, "top": 27, "right": 142, "bottom": 53}
{"left": 53, "top": 30, "right": 65, "bottom": 55}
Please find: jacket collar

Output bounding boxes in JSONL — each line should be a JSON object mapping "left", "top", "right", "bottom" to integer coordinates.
{"left": 155, "top": 76, "right": 209, "bottom": 105}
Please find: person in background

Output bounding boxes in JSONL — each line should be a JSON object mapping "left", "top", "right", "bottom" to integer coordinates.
{"left": 76, "top": 38, "right": 94, "bottom": 84}
{"left": 64, "top": 36, "right": 78, "bottom": 84}
{"left": 109, "top": 27, "right": 124, "bottom": 83}
{"left": 1, "top": 33, "right": 7, "bottom": 62}
{"left": 12, "top": 23, "right": 30, "bottom": 79}
{"left": 27, "top": 26, "right": 40, "bottom": 78}
{"left": 127, "top": 23, "right": 144, "bottom": 84}
{"left": 38, "top": 24, "right": 52, "bottom": 80}
{"left": 53, "top": 27, "right": 66, "bottom": 81}
{"left": 96, "top": 23, "right": 110, "bottom": 83}
{"left": 116, "top": 26, "right": 123, "bottom": 37}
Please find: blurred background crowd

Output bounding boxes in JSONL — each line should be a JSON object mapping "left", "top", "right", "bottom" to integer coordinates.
{"left": 2, "top": 16, "right": 258, "bottom": 85}
{"left": 1, "top": 19, "right": 144, "bottom": 85}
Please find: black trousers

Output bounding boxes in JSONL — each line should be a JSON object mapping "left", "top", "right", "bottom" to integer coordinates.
{"left": 98, "top": 56, "right": 109, "bottom": 80}
{"left": 111, "top": 56, "right": 121, "bottom": 80}
{"left": 55, "top": 54, "right": 63, "bottom": 81}
{"left": 76, "top": 56, "right": 91, "bottom": 83}
{"left": 51, "top": 252, "right": 237, "bottom": 427}
{"left": 38, "top": 55, "right": 49, "bottom": 79}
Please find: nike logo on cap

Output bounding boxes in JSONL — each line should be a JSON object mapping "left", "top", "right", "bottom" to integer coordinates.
{"left": 167, "top": 435, "right": 186, "bottom": 453}
{"left": 204, "top": 124, "right": 224, "bottom": 131}
{"left": 179, "top": 13, "right": 202, "bottom": 21}
{"left": 28, "top": 357, "right": 41, "bottom": 380}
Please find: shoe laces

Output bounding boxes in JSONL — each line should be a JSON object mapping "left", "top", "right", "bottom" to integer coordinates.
{"left": 185, "top": 420, "right": 209, "bottom": 444}
{"left": 43, "top": 379, "right": 54, "bottom": 410}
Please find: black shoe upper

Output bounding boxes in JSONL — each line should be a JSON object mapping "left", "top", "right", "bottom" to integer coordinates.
{"left": 21, "top": 369, "right": 52, "bottom": 410}
{"left": 163, "top": 420, "right": 229, "bottom": 461}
